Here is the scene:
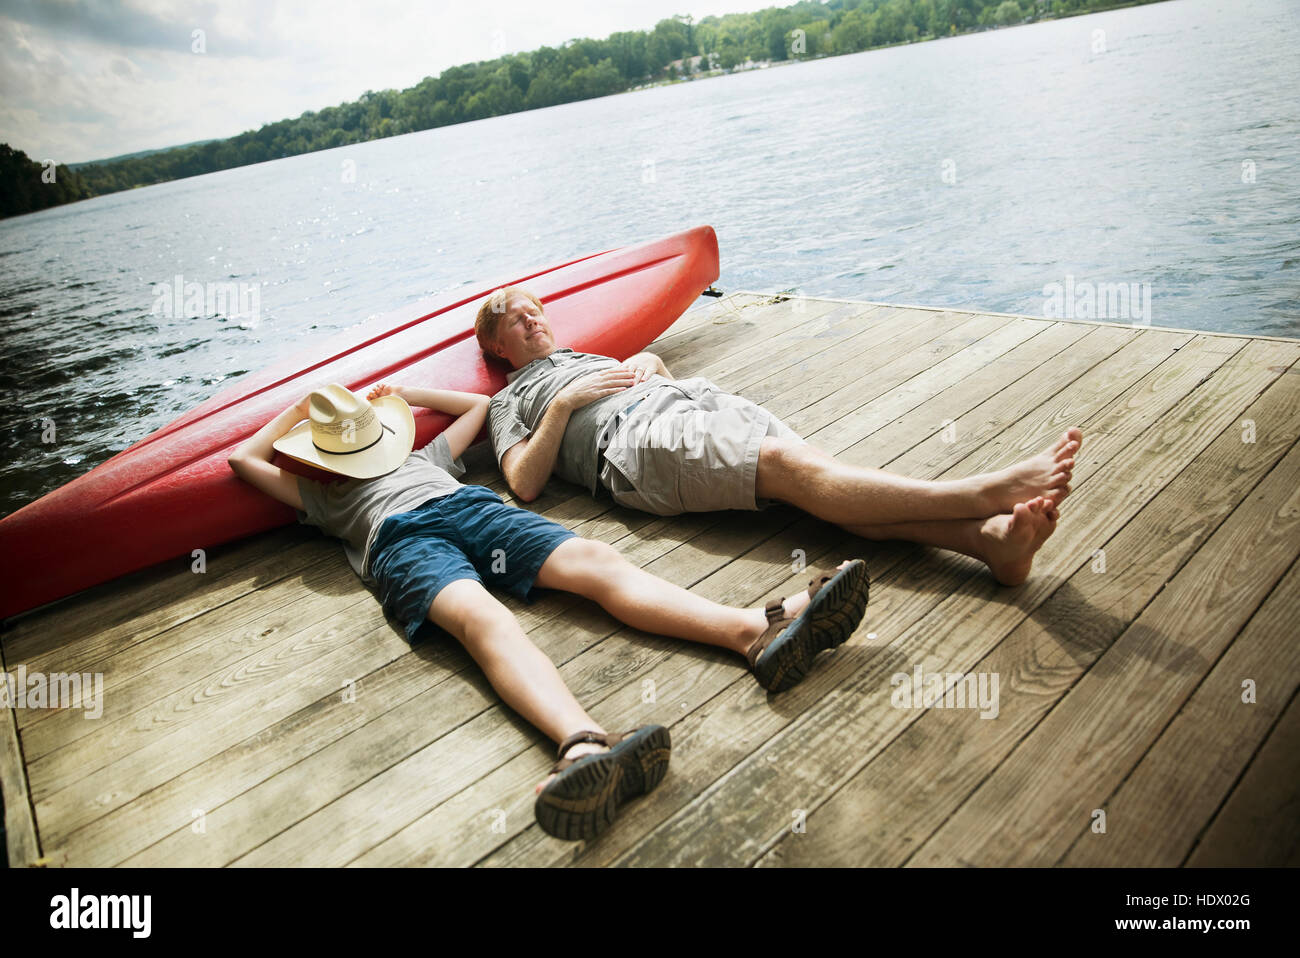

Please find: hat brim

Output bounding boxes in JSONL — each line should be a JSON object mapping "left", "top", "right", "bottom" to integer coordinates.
{"left": 272, "top": 395, "right": 415, "bottom": 479}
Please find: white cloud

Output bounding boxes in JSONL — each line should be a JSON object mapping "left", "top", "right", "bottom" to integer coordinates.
{"left": 1, "top": 0, "right": 768, "bottom": 161}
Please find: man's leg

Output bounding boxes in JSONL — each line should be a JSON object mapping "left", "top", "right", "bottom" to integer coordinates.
{"left": 755, "top": 428, "right": 1082, "bottom": 526}
{"left": 843, "top": 496, "right": 1061, "bottom": 587}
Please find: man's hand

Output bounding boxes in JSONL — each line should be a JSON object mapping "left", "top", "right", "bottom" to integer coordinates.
{"left": 624, "top": 351, "right": 671, "bottom": 382}
{"left": 624, "top": 355, "right": 658, "bottom": 384}
{"left": 554, "top": 368, "right": 636, "bottom": 413}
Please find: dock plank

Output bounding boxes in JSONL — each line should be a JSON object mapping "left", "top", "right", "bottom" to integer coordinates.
{"left": 0, "top": 686, "right": 39, "bottom": 866}
{"left": 1185, "top": 682, "right": 1300, "bottom": 867}
{"left": 909, "top": 395, "right": 1300, "bottom": 866}
{"left": 758, "top": 356, "right": 1300, "bottom": 866}
{"left": 7, "top": 294, "right": 1296, "bottom": 868}
{"left": 1063, "top": 552, "right": 1300, "bottom": 866}
{"left": 579, "top": 341, "right": 1294, "bottom": 867}
{"left": 477, "top": 322, "right": 1228, "bottom": 866}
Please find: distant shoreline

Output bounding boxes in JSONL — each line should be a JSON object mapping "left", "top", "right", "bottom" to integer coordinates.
{"left": 627, "top": 0, "right": 1163, "bottom": 95}
{"left": 2, "top": 0, "right": 1170, "bottom": 220}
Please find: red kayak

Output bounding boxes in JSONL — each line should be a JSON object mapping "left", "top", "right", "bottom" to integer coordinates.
{"left": 0, "top": 225, "right": 720, "bottom": 621}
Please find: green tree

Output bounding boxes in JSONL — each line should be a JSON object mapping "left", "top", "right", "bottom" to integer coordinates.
{"left": 9, "top": 0, "right": 1170, "bottom": 215}
{"left": 993, "top": 0, "right": 1024, "bottom": 24}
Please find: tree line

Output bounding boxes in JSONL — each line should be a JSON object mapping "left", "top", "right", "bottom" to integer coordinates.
{"left": 2, "top": 0, "right": 1160, "bottom": 218}
{"left": 0, "top": 145, "right": 94, "bottom": 217}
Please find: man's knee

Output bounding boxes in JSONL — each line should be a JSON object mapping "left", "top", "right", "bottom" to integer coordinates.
{"left": 756, "top": 437, "right": 814, "bottom": 495}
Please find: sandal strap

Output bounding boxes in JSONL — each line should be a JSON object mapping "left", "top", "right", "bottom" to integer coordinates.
{"left": 749, "top": 596, "right": 789, "bottom": 668}
{"left": 747, "top": 616, "right": 785, "bottom": 669}
{"left": 748, "top": 574, "right": 833, "bottom": 671}
{"left": 557, "top": 729, "right": 608, "bottom": 761}
{"left": 806, "top": 574, "right": 831, "bottom": 600}
{"left": 549, "top": 728, "right": 630, "bottom": 774}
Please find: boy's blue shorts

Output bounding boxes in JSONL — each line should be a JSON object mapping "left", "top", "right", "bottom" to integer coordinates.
{"left": 368, "top": 484, "right": 578, "bottom": 645}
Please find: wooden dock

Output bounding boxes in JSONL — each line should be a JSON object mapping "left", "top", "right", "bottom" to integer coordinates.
{"left": 3, "top": 292, "right": 1298, "bottom": 867}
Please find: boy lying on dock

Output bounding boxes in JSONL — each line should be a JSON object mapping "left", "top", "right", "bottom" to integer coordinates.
{"left": 479, "top": 287, "right": 1080, "bottom": 587}
{"left": 227, "top": 383, "right": 870, "bottom": 841}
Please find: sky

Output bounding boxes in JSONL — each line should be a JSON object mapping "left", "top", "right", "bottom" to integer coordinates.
{"left": 0, "top": 0, "right": 769, "bottom": 163}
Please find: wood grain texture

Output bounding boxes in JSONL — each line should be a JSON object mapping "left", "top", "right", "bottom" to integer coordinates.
{"left": 7, "top": 295, "right": 1295, "bottom": 868}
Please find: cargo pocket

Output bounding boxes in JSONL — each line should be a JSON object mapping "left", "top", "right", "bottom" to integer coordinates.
{"left": 602, "top": 444, "right": 680, "bottom": 515}
{"left": 673, "top": 406, "right": 724, "bottom": 512}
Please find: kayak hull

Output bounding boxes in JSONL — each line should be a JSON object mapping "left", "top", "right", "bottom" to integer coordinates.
{"left": 0, "top": 225, "right": 719, "bottom": 621}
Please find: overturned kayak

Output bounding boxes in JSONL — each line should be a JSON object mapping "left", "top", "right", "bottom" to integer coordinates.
{"left": 0, "top": 225, "right": 720, "bottom": 621}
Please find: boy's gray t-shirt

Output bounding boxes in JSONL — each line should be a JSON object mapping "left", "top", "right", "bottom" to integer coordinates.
{"left": 294, "top": 433, "right": 467, "bottom": 583}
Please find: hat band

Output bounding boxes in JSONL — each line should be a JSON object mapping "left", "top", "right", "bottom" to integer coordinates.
{"left": 312, "top": 423, "right": 394, "bottom": 456}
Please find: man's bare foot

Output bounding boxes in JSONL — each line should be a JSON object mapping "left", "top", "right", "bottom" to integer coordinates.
{"left": 968, "top": 495, "right": 1059, "bottom": 586}
{"left": 978, "top": 428, "right": 1082, "bottom": 514}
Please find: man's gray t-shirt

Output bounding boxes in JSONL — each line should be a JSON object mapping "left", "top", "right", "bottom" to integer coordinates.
{"left": 295, "top": 433, "right": 467, "bottom": 583}
{"left": 488, "top": 348, "right": 667, "bottom": 494}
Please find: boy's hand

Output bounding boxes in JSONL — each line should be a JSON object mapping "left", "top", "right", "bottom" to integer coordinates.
{"left": 367, "top": 383, "right": 403, "bottom": 401}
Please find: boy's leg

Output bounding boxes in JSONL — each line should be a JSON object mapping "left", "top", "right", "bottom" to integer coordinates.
{"left": 532, "top": 537, "right": 815, "bottom": 658}
{"left": 426, "top": 578, "right": 612, "bottom": 789}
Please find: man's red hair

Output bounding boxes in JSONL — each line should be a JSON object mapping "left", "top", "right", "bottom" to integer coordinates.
{"left": 475, "top": 286, "right": 544, "bottom": 363}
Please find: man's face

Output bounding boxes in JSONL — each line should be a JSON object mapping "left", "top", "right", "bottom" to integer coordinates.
{"left": 494, "top": 293, "right": 556, "bottom": 368}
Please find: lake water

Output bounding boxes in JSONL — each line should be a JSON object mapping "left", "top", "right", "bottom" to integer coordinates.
{"left": 2, "top": 0, "right": 1298, "bottom": 517}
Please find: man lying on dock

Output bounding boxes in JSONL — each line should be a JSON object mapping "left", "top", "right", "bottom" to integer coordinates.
{"left": 227, "top": 383, "right": 869, "bottom": 840}
{"left": 477, "top": 287, "right": 1083, "bottom": 588}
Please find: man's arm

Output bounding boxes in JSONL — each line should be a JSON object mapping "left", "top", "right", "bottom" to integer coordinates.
{"left": 625, "top": 351, "right": 673, "bottom": 382}
{"left": 499, "top": 400, "right": 575, "bottom": 504}
{"left": 227, "top": 395, "right": 312, "bottom": 511}
{"left": 499, "top": 367, "right": 637, "bottom": 502}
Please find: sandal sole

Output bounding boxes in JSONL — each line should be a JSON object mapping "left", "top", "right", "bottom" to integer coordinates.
{"left": 757, "top": 560, "right": 870, "bottom": 693}
{"left": 534, "top": 725, "right": 672, "bottom": 841}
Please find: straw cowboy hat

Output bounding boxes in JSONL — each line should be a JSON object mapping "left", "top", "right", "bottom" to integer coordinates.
{"left": 273, "top": 383, "right": 415, "bottom": 479}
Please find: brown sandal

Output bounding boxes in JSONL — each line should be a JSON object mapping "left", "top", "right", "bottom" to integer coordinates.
{"left": 747, "top": 559, "right": 870, "bottom": 692}
{"left": 534, "top": 724, "right": 671, "bottom": 841}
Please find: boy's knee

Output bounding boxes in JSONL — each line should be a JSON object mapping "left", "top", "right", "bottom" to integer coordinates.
{"left": 565, "top": 537, "right": 621, "bottom": 567}
{"left": 434, "top": 581, "right": 516, "bottom": 639}
{"left": 546, "top": 537, "right": 627, "bottom": 593}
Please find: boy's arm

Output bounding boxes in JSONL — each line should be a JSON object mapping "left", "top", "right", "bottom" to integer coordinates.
{"left": 396, "top": 386, "right": 489, "bottom": 461}
{"left": 227, "top": 395, "right": 312, "bottom": 512}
